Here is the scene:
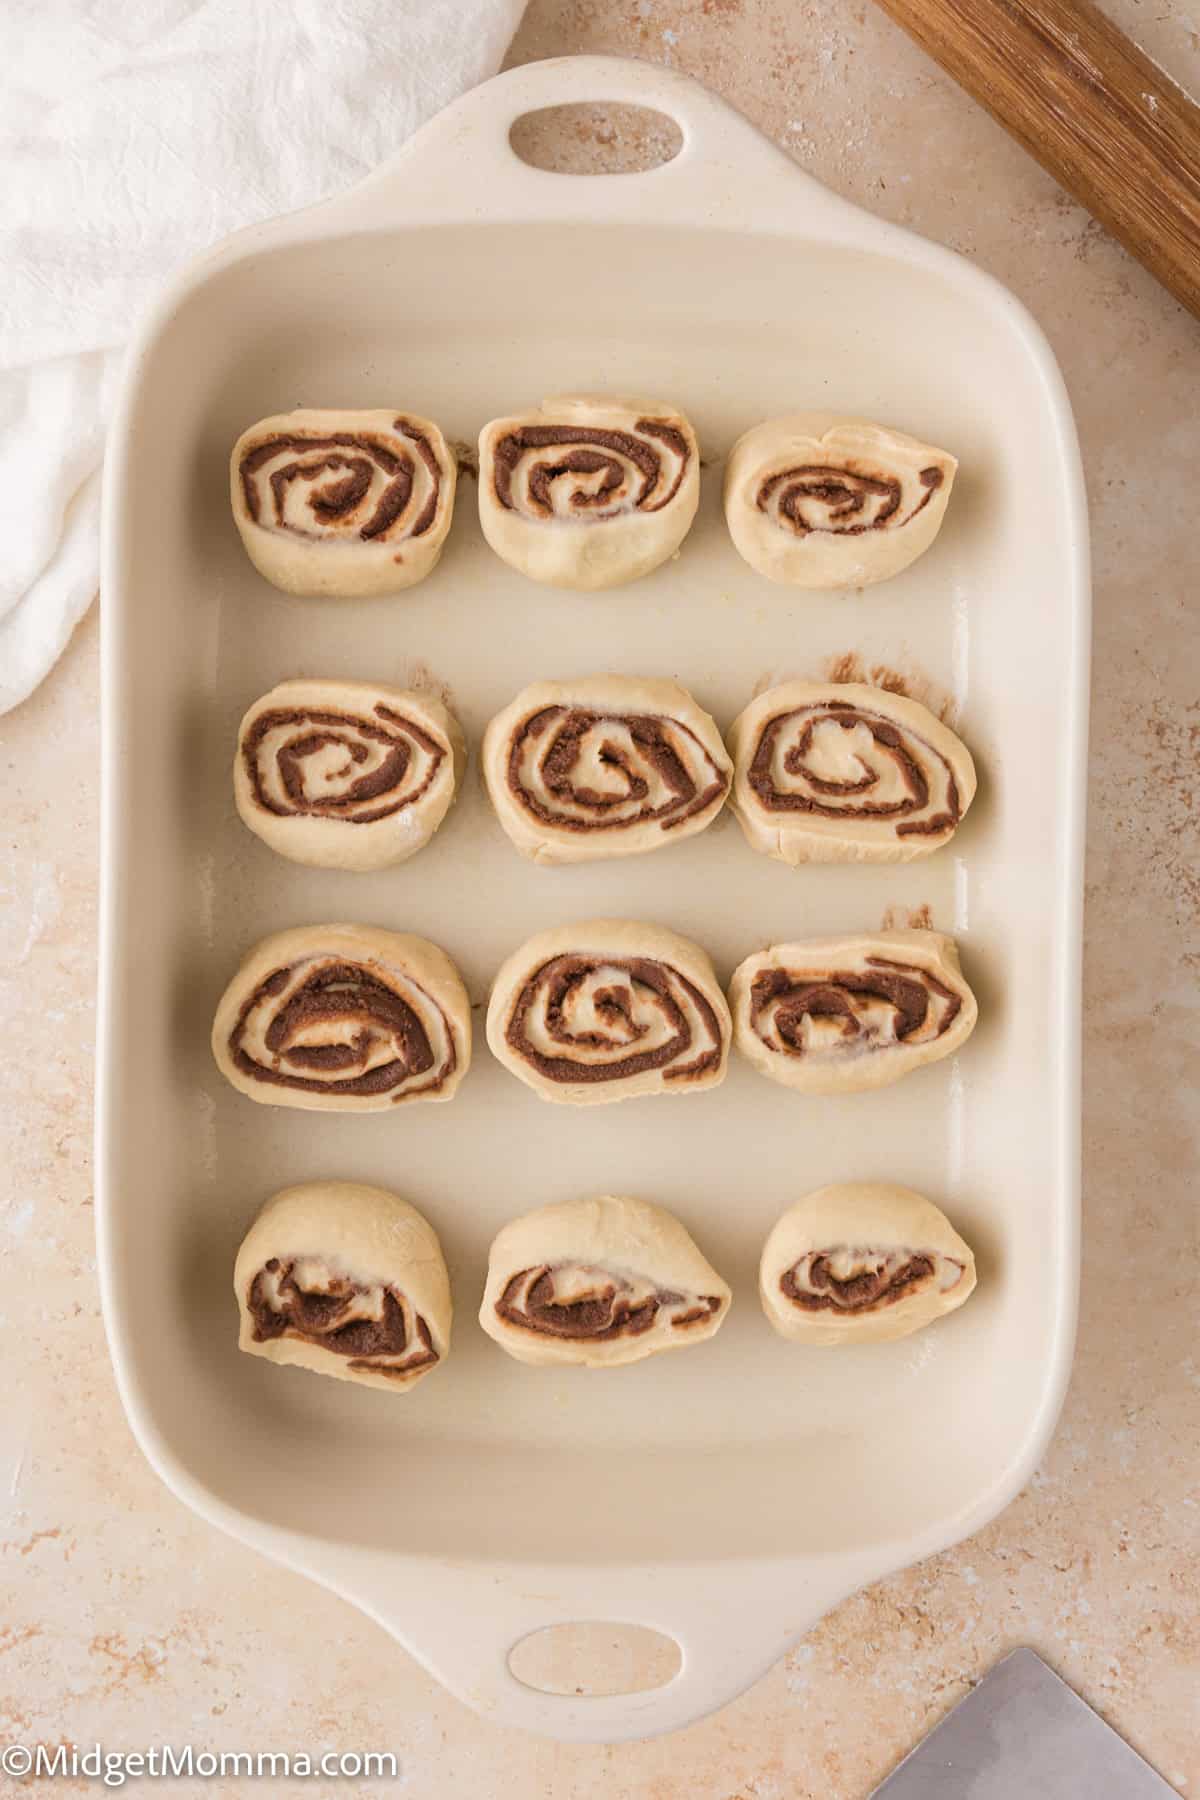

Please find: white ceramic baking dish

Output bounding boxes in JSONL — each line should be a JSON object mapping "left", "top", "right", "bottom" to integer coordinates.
{"left": 97, "top": 56, "right": 1089, "bottom": 1741}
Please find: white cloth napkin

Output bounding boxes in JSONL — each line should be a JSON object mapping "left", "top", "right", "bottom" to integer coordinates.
{"left": 0, "top": 0, "right": 525, "bottom": 714}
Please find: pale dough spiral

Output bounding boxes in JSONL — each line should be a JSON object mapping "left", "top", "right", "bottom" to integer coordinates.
{"left": 234, "top": 679, "right": 465, "bottom": 870}
{"left": 729, "top": 929, "right": 977, "bottom": 1095}
{"left": 482, "top": 675, "right": 729, "bottom": 863}
{"left": 728, "top": 680, "right": 976, "bottom": 864}
{"left": 480, "top": 1196, "right": 730, "bottom": 1367}
{"left": 487, "top": 920, "right": 730, "bottom": 1106}
{"left": 235, "top": 1182, "right": 451, "bottom": 1391}
{"left": 760, "top": 1184, "right": 976, "bottom": 1344}
{"left": 724, "top": 413, "right": 956, "bottom": 589}
{"left": 212, "top": 925, "right": 471, "bottom": 1112}
{"left": 478, "top": 394, "right": 699, "bottom": 589}
{"left": 231, "top": 407, "right": 456, "bottom": 596}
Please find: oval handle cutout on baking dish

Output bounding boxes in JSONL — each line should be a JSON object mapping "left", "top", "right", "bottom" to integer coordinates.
{"left": 508, "top": 1622, "right": 682, "bottom": 1697}
{"left": 509, "top": 103, "right": 683, "bottom": 175}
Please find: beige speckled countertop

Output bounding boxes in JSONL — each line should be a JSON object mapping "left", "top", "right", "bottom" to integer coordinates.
{"left": 3, "top": 1, "right": 1198, "bottom": 1794}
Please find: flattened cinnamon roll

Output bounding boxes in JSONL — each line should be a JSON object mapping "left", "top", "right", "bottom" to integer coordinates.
{"left": 729, "top": 680, "right": 975, "bottom": 864}
{"left": 212, "top": 924, "right": 471, "bottom": 1112}
{"left": 478, "top": 395, "right": 699, "bottom": 589}
{"left": 481, "top": 1196, "right": 730, "bottom": 1367}
{"left": 231, "top": 408, "right": 456, "bottom": 595}
{"left": 487, "top": 920, "right": 730, "bottom": 1105}
{"left": 234, "top": 679, "right": 465, "bottom": 870}
{"left": 482, "top": 675, "right": 730, "bottom": 863}
{"left": 235, "top": 1182, "right": 451, "bottom": 1391}
{"left": 724, "top": 414, "right": 956, "bottom": 588}
{"left": 729, "top": 929, "right": 976, "bottom": 1095}
{"left": 760, "top": 1184, "right": 976, "bottom": 1344}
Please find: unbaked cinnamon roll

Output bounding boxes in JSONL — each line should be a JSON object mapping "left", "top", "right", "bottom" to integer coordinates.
{"left": 234, "top": 679, "right": 465, "bottom": 870}
{"left": 729, "top": 929, "right": 976, "bottom": 1095}
{"left": 482, "top": 675, "right": 730, "bottom": 863}
{"left": 729, "top": 680, "right": 975, "bottom": 864}
{"left": 480, "top": 1195, "right": 730, "bottom": 1367}
{"left": 486, "top": 920, "right": 730, "bottom": 1105}
{"left": 478, "top": 395, "right": 699, "bottom": 589}
{"left": 230, "top": 408, "right": 456, "bottom": 595}
{"left": 235, "top": 1182, "right": 451, "bottom": 1391}
{"left": 212, "top": 924, "right": 471, "bottom": 1111}
{"left": 724, "top": 413, "right": 956, "bottom": 588}
{"left": 760, "top": 1184, "right": 976, "bottom": 1344}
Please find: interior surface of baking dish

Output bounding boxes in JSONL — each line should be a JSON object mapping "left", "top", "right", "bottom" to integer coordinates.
{"left": 97, "top": 56, "right": 1089, "bottom": 1740}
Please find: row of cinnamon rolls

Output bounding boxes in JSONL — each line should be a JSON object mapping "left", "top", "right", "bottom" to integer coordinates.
{"left": 233, "top": 674, "right": 976, "bottom": 871}
{"left": 231, "top": 400, "right": 957, "bottom": 596}
{"left": 237, "top": 1184, "right": 977, "bottom": 1393}
{"left": 211, "top": 921, "right": 977, "bottom": 1110}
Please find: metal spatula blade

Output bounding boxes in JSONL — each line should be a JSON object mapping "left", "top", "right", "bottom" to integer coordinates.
{"left": 871, "top": 1648, "right": 1179, "bottom": 1798}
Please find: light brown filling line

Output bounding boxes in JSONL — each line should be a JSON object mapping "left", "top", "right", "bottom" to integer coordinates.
{"left": 491, "top": 419, "right": 690, "bottom": 517}
{"left": 242, "top": 701, "right": 445, "bottom": 824}
{"left": 507, "top": 704, "right": 727, "bottom": 833}
{"left": 248, "top": 1256, "right": 437, "bottom": 1376}
{"left": 239, "top": 418, "right": 442, "bottom": 541}
{"left": 750, "top": 956, "right": 961, "bottom": 1054}
{"left": 756, "top": 462, "right": 942, "bottom": 537}
{"left": 497, "top": 1264, "right": 720, "bottom": 1341}
{"left": 506, "top": 952, "right": 723, "bottom": 1085}
{"left": 781, "top": 1248, "right": 962, "bottom": 1314}
{"left": 229, "top": 960, "right": 454, "bottom": 1099}
{"left": 747, "top": 699, "right": 959, "bottom": 837}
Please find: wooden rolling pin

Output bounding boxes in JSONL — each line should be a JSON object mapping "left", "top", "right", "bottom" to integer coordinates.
{"left": 870, "top": 0, "right": 1200, "bottom": 319}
